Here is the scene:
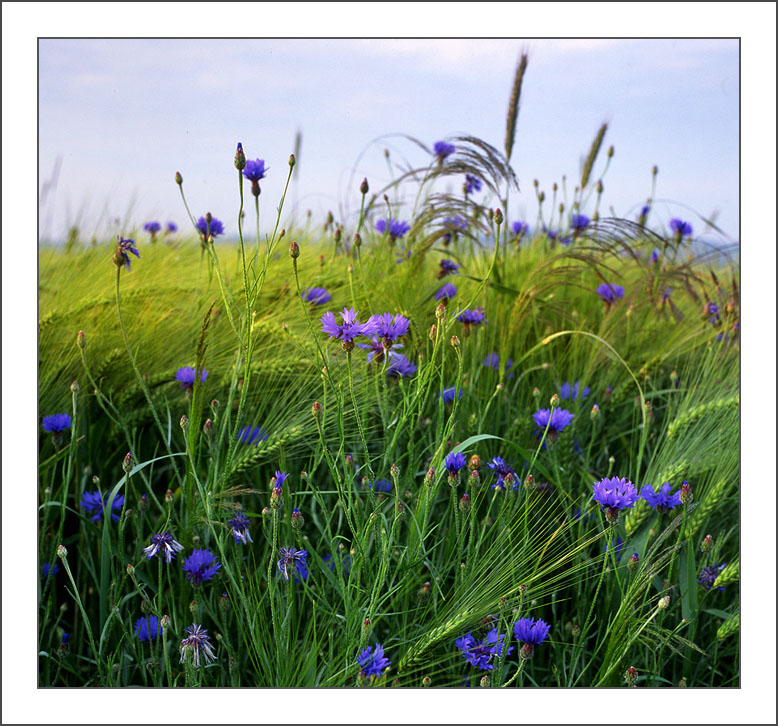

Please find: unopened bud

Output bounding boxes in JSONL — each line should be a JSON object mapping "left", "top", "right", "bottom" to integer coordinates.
{"left": 138, "top": 494, "right": 149, "bottom": 512}
{"left": 270, "top": 485, "right": 283, "bottom": 511}
{"left": 590, "top": 403, "right": 600, "bottom": 421}
{"left": 625, "top": 666, "right": 638, "bottom": 686}
{"left": 658, "top": 595, "right": 671, "bottom": 610}
{"left": 234, "top": 142, "right": 246, "bottom": 171}
{"left": 395, "top": 500, "right": 406, "bottom": 520}
{"left": 450, "top": 335, "right": 459, "bottom": 349}
{"left": 390, "top": 463, "right": 400, "bottom": 481}
{"left": 628, "top": 552, "right": 639, "bottom": 572}
{"left": 538, "top": 191, "right": 545, "bottom": 203}
{"left": 312, "top": 401, "right": 322, "bottom": 420}
{"left": 56, "top": 544, "right": 68, "bottom": 560}
{"left": 219, "top": 591, "right": 229, "bottom": 610}
{"left": 652, "top": 164, "right": 658, "bottom": 176}
{"left": 360, "top": 178, "right": 369, "bottom": 195}
{"left": 289, "top": 240, "right": 300, "bottom": 259}
{"left": 180, "top": 415, "right": 189, "bottom": 433}
{"left": 550, "top": 393, "right": 560, "bottom": 408}
{"left": 70, "top": 380, "right": 80, "bottom": 393}
{"left": 424, "top": 467, "right": 435, "bottom": 487}
{"left": 479, "top": 675, "right": 490, "bottom": 687}
{"left": 532, "top": 387, "right": 541, "bottom": 402}
{"left": 165, "top": 489, "right": 174, "bottom": 503}
{"left": 126, "top": 563, "right": 135, "bottom": 577}
{"left": 680, "top": 481, "right": 693, "bottom": 505}
{"left": 429, "top": 324, "right": 437, "bottom": 340}
{"left": 353, "top": 232, "right": 362, "bottom": 248}
{"left": 678, "top": 678, "right": 687, "bottom": 688}
{"left": 596, "top": 180, "right": 604, "bottom": 194}
{"left": 203, "top": 418, "right": 213, "bottom": 436}
{"left": 435, "top": 303, "right": 446, "bottom": 320}
{"left": 494, "top": 208, "right": 503, "bottom": 225}
{"left": 701, "top": 534, "right": 713, "bottom": 553}
{"left": 122, "top": 452, "right": 135, "bottom": 474}
{"left": 459, "top": 493, "right": 470, "bottom": 512}
{"left": 422, "top": 676, "right": 431, "bottom": 687}
{"left": 288, "top": 153, "right": 296, "bottom": 168}
{"left": 291, "top": 508, "right": 304, "bottom": 530}
{"left": 77, "top": 330, "right": 86, "bottom": 349}
{"left": 189, "top": 600, "right": 198, "bottom": 616}
{"left": 175, "top": 171, "right": 183, "bottom": 185}
{"left": 334, "top": 226, "right": 342, "bottom": 243}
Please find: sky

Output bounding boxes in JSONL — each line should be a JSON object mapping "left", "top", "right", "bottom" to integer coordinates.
{"left": 5, "top": 3, "right": 777, "bottom": 725}
{"left": 38, "top": 37, "right": 740, "bottom": 244}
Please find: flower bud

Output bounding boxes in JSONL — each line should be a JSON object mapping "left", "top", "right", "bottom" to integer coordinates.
{"left": 424, "top": 467, "right": 435, "bottom": 487}
{"left": 628, "top": 552, "right": 639, "bottom": 572}
{"left": 450, "top": 335, "right": 459, "bottom": 349}
{"left": 353, "top": 232, "right": 362, "bottom": 248}
{"left": 678, "top": 678, "right": 687, "bottom": 688}
{"left": 270, "top": 485, "right": 283, "bottom": 511}
{"left": 429, "top": 324, "right": 437, "bottom": 341}
{"left": 288, "top": 154, "right": 296, "bottom": 168}
{"left": 419, "top": 581, "right": 431, "bottom": 599}
{"left": 590, "top": 403, "right": 600, "bottom": 421}
{"left": 289, "top": 240, "right": 300, "bottom": 259}
{"left": 658, "top": 595, "right": 671, "bottom": 610}
{"left": 138, "top": 494, "right": 149, "bottom": 512}
{"left": 126, "top": 563, "right": 135, "bottom": 577}
{"left": 70, "top": 380, "right": 80, "bottom": 393}
{"left": 360, "top": 177, "right": 369, "bottom": 195}
{"left": 520, "top": 643, "right": 535, "bottom": 660}
{"left": 77, "top": 330, "right": 86, "bottom": 349}
{"left": 422, "top": 676, "right": 431, "bottom": 687}
{"left": 390, "top": 462, "right": 400, "bottom": 482}
{"left": 203, "top": 418, "right": 213, "bottom": 437}
{"left": 435, "top": 303, "right": 446, "bottom": 320}
{"left": 312, "top": 401, "right": 322, "bottom": 420}
{"left": 291, "top": 508, "right": 304, "bottom": 530}
{"left": 625, "top": 666, "right": 638, "bottom": 686}
{"left": 680, "top": 481, "right": 693, "bottom": 505}
{"left": 652, "top": 164, "right": 658, "bottom": 176}
{"left": 571, "top": 623, "right": 581, "bottom": 640}
{"left": 549, "top": 393, "right": 560, "bottom": 408}
{"left": 467, "top": 454, "right": 481, "bottom": 471}
{"left": 175, "top": 171, "right": 183, "bottom": 185}
{"left": 57, "top": 544, "right": 68, "bottom": 560}
{"left": 479, "top": 675, "right": 490, "bottom": 687}
{"left": 701, "top": 534, "right": 713, "bottom": 554}
{"left": 122, "top": 452, "right": 135, "bottom": 474}
{"left": 189, "top": 600, "right": 198, "bottom": 616}
{"left": 395, "top": 500, "right": 406, "bottom": 520}
{"left": 234, "top": 142, "right": 246, "bottom": 171}
{"left": 494, "top": 208, "right": 503, "bottom": 225}
{"left": 180, "top": 415, "right": 189, "bottom": 434}
{"left": 165, "top": 489, "right": 174, "bottom": 503}
{"left": 532, "top": 387, "right": 541, "bottom": 403}
{"left": 459, "top": 492, "right": 470, "bottom": 512}
{"left": 219, "top": 591, "right": 229, "bottom": 611}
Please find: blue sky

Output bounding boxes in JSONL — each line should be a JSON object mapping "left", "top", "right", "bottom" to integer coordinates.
{"left": 38, "top": 38, "right": 739, "bottom": 243}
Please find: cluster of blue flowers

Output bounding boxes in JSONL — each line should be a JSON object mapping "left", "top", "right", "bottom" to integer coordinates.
{"left": 455, "top": 617, "right": 551, "bottom": 670}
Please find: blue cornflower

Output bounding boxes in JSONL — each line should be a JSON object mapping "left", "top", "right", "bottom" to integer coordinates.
{"left": 81, "top": 491, "right": 125, "bottom": 523}
{"left": 640, "top": 482, "right": 682, "bottom": 513}
{"left": 483, "top": 352, "right": 514, "bottom": 378}
{"left": 487, "top": 456, "right": 516, "bottom": 489}
{"left": 273, "top": 470, "right": 290, "bottom": 489}
{"left": 42, "top": 562, "right": 60, "bottom": 579}
{"left": 670, "top": 218, "right": 693, "bottom": 237}
{"left": 638, "top": 205, "right": 651, "bottom": 224}
{"left": 361, "top": 478, "right": 393, "bottom": 494}
{"left": 456, "top": 307, "right": 487, "bottom": 327}
{"left": 166, "top": 221, "right": 178, "bottom": 233}
{"left": 367, "top": 312, "right": 410, "bottom": 342}
{"left": 512, "top": 617, "right": 551, "bottom": 646}
{"left": 442, "top": 216, "right": 467, "bottom": 244}
{"left": 179, "top": 623, "right": 216, "bottom": 668}
{"left": 649, "top": 248, "right": 661, "bottom": 263}
{"left": 242, "top": 158, "right": 267, "bottom": 182}
{"left": 455, "top": 628, "right": 513, "bottom": 671}
{"left": 705, "top": 301, "right": 721, "bottom": 325}
{"left": 433, "top": 140, "right": 456, "bottom": 161}
{"left": 571, "top": 213, "right": 590, "bottom": 230}
{"left": 435, "top": 282, "right": 457, "bottom": 302}
{"left": 592, "top": 477, "right": 640, "bottom": 524}
{"left": 559, "top": 382, "right": 590, "bottom": 403}
{"left": 357, "top": 336, "right": 395, "bottom": 363}
{"left": 597, "top": 282, "right": 625, "bottom": 303}
{"left": 604, "top": 536, "right": 625, "bottom": 563}
{"left": 444, "top": 451, "right": 467, "bottom": 476}
{"left": 512, "top": 221, "right": 529, "bottom": 237}
{"left": 228, "top": 512, "right": 253, "bottom": 545}
{"left": 135, "top": 615, "right": 162, "bottom": 642}
{"left": 196, "top": 216, "right": 224, "bottom": 239}
{"left": 544, "top": 228, "right": 559, "bottom": 242}
{"left": 182, "top": 549, "right": 222, "bottom": 584}
{"left": 143, "top": 221, "right": 161, "bottom": 236}
{"left": 357, "top": 644, "right": 391, "bottom": 679}
{"left": 320, "top": 307, "right": 376, "bottom": 343}
{"left": 438, "top": 259, "right": 460, "bottom": 277}
{"left": 143, "top": 532, "right": 184, "bottom": 563}
{"left": 697, "top": 563, "right": 726, "bottom": 591}
{"left": 375, "top": 218, "right": 411, "bottom": 241}
{"left": 175, "top": 366, "right": 208, "bottom": 388}
{"left": 464, "top": 174, "right": 482, "bottom": 194}
{"left": 115, "top": 237, "right": 140, "bottom": 270}
{"left": 533, "top": 408, "right": 574, "bottom": 435}
{"left": 236, "top": 426, "right": 269, "bottom": 445}
{"left": 662, "top": 287, "right": 673, "bottom": 304}
{"left": 303, "top": 287, "right": 332, "bottom": 305}
{"left": 277, "top": 547, "right": 309, "bottom": 581}
{"left": 440, "top": 386, "right": 463, "bottom": 404}
{"left": 42, "top": 414, "right": 72, "bottom": 433}
{"left": 387, "top": 354, "right": 417, "bottom": 379}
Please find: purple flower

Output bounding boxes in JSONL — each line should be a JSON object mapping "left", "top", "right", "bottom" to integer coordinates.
{"left": 512, "top": 617, "right": 551, "bottom": 646}
{"left": 592, "top": 476, "right": 640, "bottom": 514}
{"left": 433, "top": 140, "right": 456, "bottom": 160}
{"left": 649, "top": 248, "right": 661, "bottom": 263}
{"left": 571, "top": 213, "right": 590, "bottom": 230}
{"left": 455, "top": 628, "right": 513, "bottom": 671}
{"left": 375, "top": 218, "right": 411, "bottom": 240}
{"left": 440, "top": 386, "right": 463, "bottom": 404}
{"left": 441, "top": 216, "right": 467, "bottom": 245}
{"left": 320, "top": 307, "right": 375, "bottom": 342}
{"left": 179, "top": 623, "right": 216, "bottom": 668}
{"left": 236, "top": 426, "right": 269, "bottom": 445}
{"left": 387, "top": 354, "right": 417, "bottom": 379}
{"left": 182, "top": 549, "right": 222, "bottom": 584}
{"left": 435, "top": 283, "right": 457, "bottom": 302}
{"left": 533, "top": 408, "right": 574, "bottom": 434}
{"left": 444, "top": 451, "right": 467, "bottom": 476}
{"left": 273, "top": 470, "right": 289, "bottom": 489}
{"left": 135, "top": 615, "right": 162, "bottom": 642}
{"left": 487, "top": 456, "right": 516, "bottom": 489}
{"left": 697, "top": 563, "right": 726, "bottom": 591}
{"left": 438, "top": 259, "right": 460, "bottom": 277}
{"left": 640, "top": 482, "right": 682, "bottom": 512}
{"left": 175, "top": 366, "right": 208, "bottom": 388}
{"left": 42, "top": 414, "right": 72, "bottom": 433}
{"left": 559, "top": 382, "right": 590, "bottom": 402}
{"left": 277, "top": 546, "right": 309, "bottom": 581}
{"left": 42, "top": 562, "right": 60, "bottom": 579}
{"left": 357, "top": 644, "right": 391, "bottom": 678}
{"left": 596, "top": 283, "right": 625, "bottom": 303}
{"left": 303, "top": 287, "right": 332, "bottom": 305}
{"left": 228, "top": 512, "right": 253, "bottom": 545}
{"left": 367, "top": 312, "right": 410, "bottom": 342}
{"left": 166, "top": 221, "right": 178, "bottom": 233}
{"left": 116, "top": 237, "right": 140, "bottom": 270}
{"left": 669, "top": 218, "right": 693, "bottom": 237}
{"left": 483, "top": 352, "right": 514, "bottom": 378}
{"left": 456, "top": 307, "right": 487, "bottom": 326}
{"left": 361, "top": 478, "right": 392, "bottom": 494}
{"left": 544, "top": 228, "right": 559, "bottom": 241}
{"left": 638, "top": 205, "right": 651, "bottom": 224}
{"left": 464, "top": 174, "right": 482, "bottom": 194}
{"left": 143, "top": 532, "right": 184, "bottom": 563}
{"left": 81, "top": 491, "right": 125, "bottom": 523}
{"left": 196, "top": 216, "right": 224, "bottom": 239}
{"left": 143, "top": 221, "right": 161, "bottom": 235}
{"left": 242, "top": 158, "right": 267, "bottom": 182}
{"left": 357, "top": 336, "right": 392, "bottom": 363}
{"left": 512, "top": 221, "right": 529, "bottom": 237}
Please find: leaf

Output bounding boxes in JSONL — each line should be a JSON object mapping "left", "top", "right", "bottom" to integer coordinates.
{"left": 678, "top": 543, "right": 699, "bottom": 622}
{"left": 704, "top": 608, "right": 731, "bottom": 620}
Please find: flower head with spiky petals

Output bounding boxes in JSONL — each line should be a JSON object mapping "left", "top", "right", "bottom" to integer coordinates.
{"left": 464, "top": 174, "right": 482, "bottom": 194}
{"left": 483, "top": 352, "right": 514, "bottom": 378}
{"left": 357, "top": 644, "right": 391, "bottom": 678}
{"left": 640, "top": 482, "right": 682, "bottom": 513}
{"left": 143, "top": 532, "right": 184, "bottom": 563}
{"left": 670, "top": 218, "right": 693, "bottom": 237}
{"left": 361, "top": 478, "right": 392, "bottom": 494}
{"left": 533, "top": 408, "right": 574, "bottom": 434}
{"left": 433, "top": 140, "right": 456, "bottom": 161}
{"left": 42, "top": 414, "right": 72, "bottom": 433}
{"left": 175, "top": 367, "right": 208, "bottom": 388}
{"left": 42, "top": 562, "right": 60, "bottom": 579}
{"left": 81, "top": 491, "right": 125, "bottom": 523}
{"left": 513, "top": 617, "right": 551, "bottom": 646}
{"left": 386, "top": 354, "right": 417, "bottom": 379}
{"left": 196, "top": 216, "right": 224, "bottom": 239}
{"left": 455, "top": 628, "right": 513, "bottom": 670}
{"left": 115, "top": 237, "right": 140, "bottom": 270}
{"left": 303, "top": 287, "right": 331, "bottom": 305}
{"left": 438, "top": 259, "right": 460, "bottom": 277}
{"left": 487, "top": 456, "right": 516, "bottom": 489}
{"left": 512, "top": 220, "right": 529, "bottom": 237}
{"left": 166, "top": 221, "right": 178, "bottom": 233}
{"left": 697, "top": 563, "right": 726, "bottom": 591}
{"left": 375, "top": 218, "right": 411, "bottom": 241}
{"left": 144, "top": 221, "right": 161, "bottom": 236}
{"left": 135, "top": 615, "right": 162, "bottom": 642}
{"left": 228, "top": 513, "right": 253, "bottom": 545}
{"left": 182, "top": 549, "right": 222, "bottom": 584}
{"left": 571, "top": 213, "right": 590, "bottom": 230}
{"left": 273, "top": 470, "right": 289, "bottom": 489}
{"left": 456, "top": 307, "right": 487, "bottom": 326}
{"left": 592, "top": 477, "right": 639, "bottom": 525}
{"left": 444, "top": 451, "right": 467, "bottom": 476}
{"left": 597, "top": 283, "right": 625, "bottom": 303}
{"left": 179, "top": 623, "right": 216, "bottom": 668}
{"left": 435, "top": 283, "right": 457, "bottom": 302}
{"left": 367, "top": 312, "right": 410, "bottom": 343}
{"left": 242, "top": 158, "right": 267, "bottom": 182}
{"left": 439, "top": 386, "right": 463, "bottom": 404}
{"left": 277, "top": 546, "right": 308, "bottom": 581}
{"left": 559, "top": 382, "right": 590, "bottom": 403}
{"left": 320, "top": 307, "right": 376, "bottom": 342}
